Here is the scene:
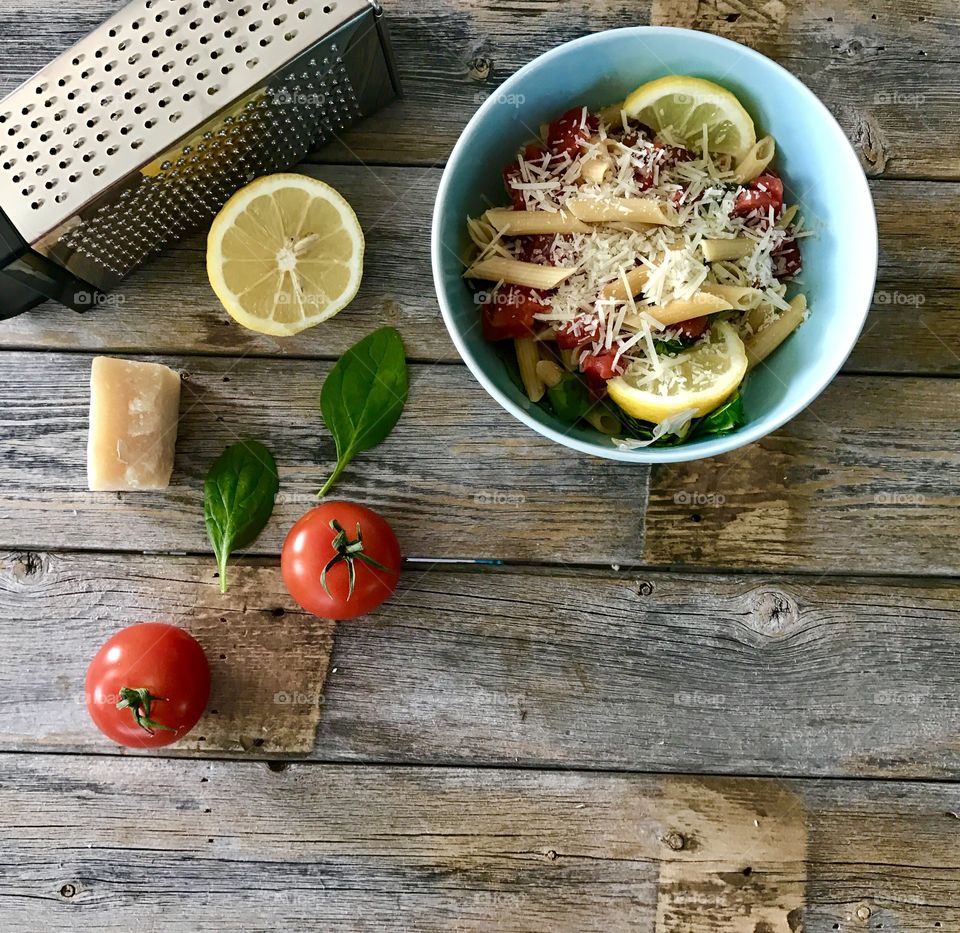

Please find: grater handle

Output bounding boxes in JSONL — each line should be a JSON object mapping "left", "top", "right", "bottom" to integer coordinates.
{"left": 0, "top": 207, "right": 101, "bottom": 318}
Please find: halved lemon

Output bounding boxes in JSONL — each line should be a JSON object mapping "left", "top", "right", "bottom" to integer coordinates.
{"left": 207, "top": 173, "right": 364, "bottom": 336}
{"left": 623, "top": 76, "right": 756, "bottom": 162}
{"left": 607, "top": 321, "right": 748, "bottom": 423}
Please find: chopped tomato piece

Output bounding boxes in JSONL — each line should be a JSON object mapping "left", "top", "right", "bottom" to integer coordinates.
{"left": 523, "top": 142, "right": 549, "bottom": 162}
{"left": 546, "top": 106, "right": 598, "bottom": 159}
{"left": 584, "top": 371, "right": 609, "bottom": 401}
{"left": 654, "top": 140, "right": 693, "bottom": 165}
{"left": 481, "top": 285, "right": 549, "bottom": 341}
{"left": 555, "top": 319, "right": 593, "bottom": 349}
{"left": 579, "top": 349, "right": 625, "bottom": 381}
{"left": 518, "top": 234, "right": 555, "bottom": 265}
{"left": 502, "top": 164, "right": 527, "bottom": 211}
{"left": 733, "top": 173, "right": 784, "bottom": 219}
{"left": 501, "top": 144, "right": 554, "bottom": 210}
{"left": 676, "top": 315, "right": 710, "bottom": 340}
{"left": 772, "top": 237, "right": 802, "bottom": 279}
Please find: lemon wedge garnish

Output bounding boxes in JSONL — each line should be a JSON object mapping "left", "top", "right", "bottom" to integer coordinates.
{"left": 623, "top": 75, "right": 756, "bottom": 162}
{"left": 607, "top": 321, "right": 748, "bottom": 423}
{"left": 206, "top": 173, "right": 364, "bottom": 336}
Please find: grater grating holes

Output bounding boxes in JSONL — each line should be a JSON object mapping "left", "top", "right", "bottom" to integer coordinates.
{"left": 1, "top": 0, "right": 368, "bottom": 229}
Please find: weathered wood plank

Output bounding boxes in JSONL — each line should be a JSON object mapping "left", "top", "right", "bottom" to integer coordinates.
{"left": 1, "top": 755, "right": 958, "bottom": 931}
{"left": 0, "top": 165, "right": 452, "bottom": 361}
{"left": 0, "top": 352, "right": 649, "bottom": 562}
{"left": 643, "top": 374, "right": 960, "bottom": 574}
{"left": 325, "top": 0, "right": 960, "bottom": 179}
{"left": 0, "top": 0, "right": 957, "bottom": 178}
{"left": 0, "top": 171, "right": 958, "bottom": 377}
{"left": 5, "top": 551, "right": 960, "bottom": 780}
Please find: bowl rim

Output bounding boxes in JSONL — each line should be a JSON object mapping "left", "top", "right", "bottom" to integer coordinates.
{"left": 430, "top": 25, "right": 879, "bottom": 464}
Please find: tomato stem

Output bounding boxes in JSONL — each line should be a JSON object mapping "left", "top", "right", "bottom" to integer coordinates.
{"left": 116, "top": 687, "right": 175, "bottom": 735}
{"left": 319, "top": 519, "right": 394, "bottom": 600}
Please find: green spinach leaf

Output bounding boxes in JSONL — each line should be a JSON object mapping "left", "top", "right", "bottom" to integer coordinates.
{"left": 203, "top": 440, "right": 279, "bottom": 594}
{"left": 318, "top": 327, "right": 408, "bottom": 497}
{"left": 546, "top": 372, "right": 592, "bottom": 423}
{"left": 689, "top": 389, "right": 745, "bottom": 438}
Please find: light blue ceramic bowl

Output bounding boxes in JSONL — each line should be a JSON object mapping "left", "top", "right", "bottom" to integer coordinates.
{"left": 431, "top": 27, "right": 878, "bottom": 463}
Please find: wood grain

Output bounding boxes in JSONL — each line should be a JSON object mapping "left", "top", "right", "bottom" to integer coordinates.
{"left": 0, "top": 352, "right": 649, "bottom": 563}
{"left": 1, "top": 171, "right": 958, "bottom": 377}
{"left": 5, "top": 551, "right": 960, "bottom": 780}
{"left": 643, "top": 374, "right": 960, "bottom": 574}
{"left": 0, "top": 0, "right": 957, "bottom": 177}
{"left": 1, "top": 755, "right": 958, "bottom": 931}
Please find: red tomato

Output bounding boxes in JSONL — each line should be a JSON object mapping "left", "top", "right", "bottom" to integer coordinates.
{"left": 580, "top": 349, "right": 625, "bottom": 381}
{"left": 518, "top": 234, "right": 555, "bottom": 265}
{"left": 86, "top": 623, "right": 210, "bottom": 748}
{"left": 501, "top": 144, "right": 551, "bottom": 210}
{"left": 282, "top": 502, "right": 401, "bottom": 621}
{"left": 546, "top": 106, "right": 598, "bottom": 159}
{"left": 502, "top": 164, "right": 527, "bottom": 210}
{"left": 676, "top": 315, "right": 710, "bottom": 340}
{"left": 555, "top": 316, "right": 596, "bottom": 349}
{"left": 481, "top": 285, "right": 549, "bottom": 341}
{"left": 773, "top": 237, "right": 802, "bottom": 279}
{"left": 733, "top": 173, "right": 784, "bottom": 219}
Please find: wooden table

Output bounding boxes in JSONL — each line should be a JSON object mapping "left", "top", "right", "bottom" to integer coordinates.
{"left": 1, "top": 0, "right": 958, "bottom": 929}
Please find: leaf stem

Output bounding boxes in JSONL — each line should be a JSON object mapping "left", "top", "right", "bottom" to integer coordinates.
{"left": 317, "top": 458, "right": 347, "bottom": 498}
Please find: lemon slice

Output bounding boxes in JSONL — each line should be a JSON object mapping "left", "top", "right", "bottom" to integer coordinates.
{"left": 623, "top": 76, "right": 756, "bottom": 162}
{"left": 607, "top": 321, "right": 748, "bottom": 423}
{"left": 207, "top": 173, "right": 364, "bottom": 336}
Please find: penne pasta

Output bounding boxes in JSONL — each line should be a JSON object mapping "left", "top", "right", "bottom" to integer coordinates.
{"left": 745, "top": 294, "right": 807, "bottom": 369}
{"left": 624, "top": 291, "right": 734, "bottom": 327}
{"left": 733, "top": 135, "right": 775, "bottom": 183}
{"left": 602, "top": 221, "right": 658, "bottom": 234}
{"left": 578, "top": 139, "right": 614, "bottom": 185}
{"left": 467, "top": 216, "right": 497, "bottom": 250}
{"left": 535, "top": 358, "right": 565, "bottom": 388}
{"left": 560, "top": 347, "right": 579, "bottom": 371}
{"left": 515, "top": 337, "right": 546, "bottom": 402}
{"left": 584, "top": 407, "right": 621, "bottom": 435}
{"left": 600, "top": 267, "right": 649, "bottom": 301}
{"left": 464, "top": 256, "right": 576, "bottom": 289}
{"left": 484, "top": 208, "right": 591, "bottom": 235}
{"left": 777, "top": 203, "right": 799, "bottom": 229}
{"left": 700, "top": 283, "right": 764, "bottom": 311}
{"left": 579, "top": 155, "right": 612, "bottom": 185}
{"left": 701, "top": 238, "right": 755, "bottom": 261}
{"left": 567, "top": 197, "right": 681, "bottom": 226}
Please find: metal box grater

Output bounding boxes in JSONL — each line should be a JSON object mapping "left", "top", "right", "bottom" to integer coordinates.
{"left": 0, "top": 0, "right": 399, "bottom": 318}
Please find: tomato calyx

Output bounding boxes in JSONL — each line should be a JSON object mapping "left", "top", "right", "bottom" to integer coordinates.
{"left": 320, "top": 519, "right": 395, "bottom": 601}
{"left": 116, "top": 687, "right": 175, "bottom": 735}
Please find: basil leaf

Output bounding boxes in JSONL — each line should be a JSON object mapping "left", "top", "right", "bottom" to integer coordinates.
{"left": 546, "top": 372, "right": 592, "bottom": 423}
{"left": 318, "top": 327, "right": 408, "bottom": 497}
{"left": 690, "top": 389, "right": 745, "bottom": 438}
{"left": 203, "top": 440, "right": 279, "bottom": 594}
{"left": 653, "top": 337, "right": 687, "bottom": 355}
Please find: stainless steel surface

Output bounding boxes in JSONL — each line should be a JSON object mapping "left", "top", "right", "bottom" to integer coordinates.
{"left": 0, "top": 0, "right": 397, "bottom": 295}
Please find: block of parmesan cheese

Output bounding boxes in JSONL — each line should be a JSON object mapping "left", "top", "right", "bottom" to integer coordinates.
{"left": 87, "top": 357, "right": 182, "bottom": 491}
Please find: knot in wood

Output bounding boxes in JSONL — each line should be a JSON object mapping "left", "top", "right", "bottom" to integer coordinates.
{"left": 663, "top": 831, "right": 685, "bottom": 851}
{"left": 856, "top": 905, "right": 871, "bottom": 921}
{"left": 466, "top": 57, "right": 492, "bottom": 81}
{"left": 59, "top": 883, "right": 78, "bottom": 899}
{"left": 635, "top": 581, "right": 654, "bottom": 597}
{"left": 749, "top": 589, "right": 800, "bottom": 637}
{"left": 854, "top": 112, "right": 888, "bottom": 175}
{"left": 14, "top": 551, "right": 43, "bottom": 578}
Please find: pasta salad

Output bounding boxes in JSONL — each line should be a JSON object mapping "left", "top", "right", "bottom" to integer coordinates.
{"left": 463, "top": 75, "right": 809, "bottom": 447}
